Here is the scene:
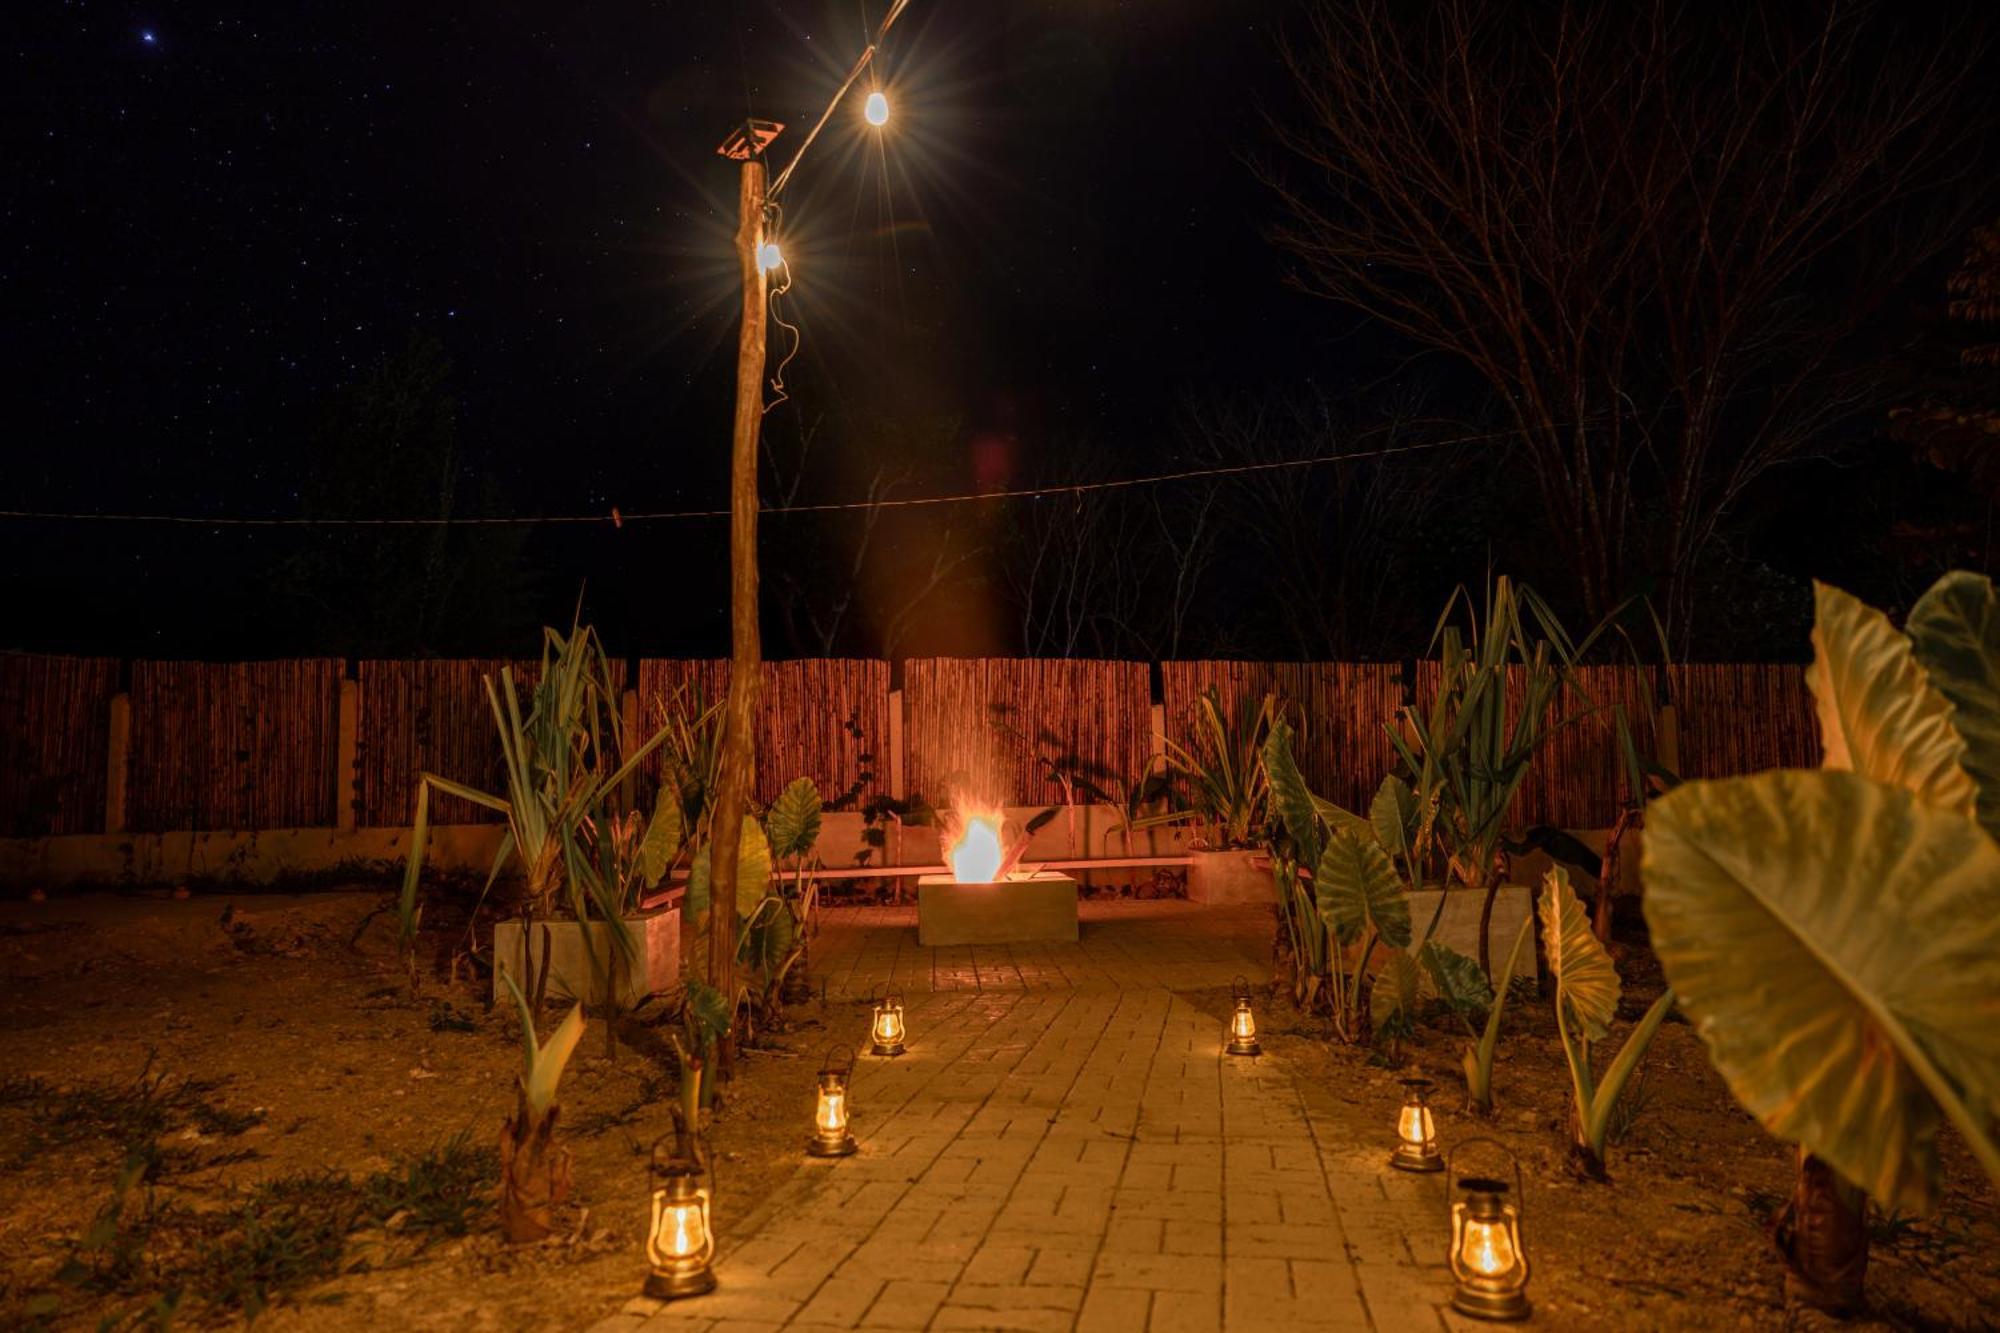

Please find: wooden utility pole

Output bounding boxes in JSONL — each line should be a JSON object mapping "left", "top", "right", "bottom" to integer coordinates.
{"left": 705, "top": 154, "right": 770, "bottom": 1073}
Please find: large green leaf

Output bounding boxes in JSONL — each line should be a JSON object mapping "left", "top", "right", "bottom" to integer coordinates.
{"left": 1906, "top": 571, "right": 2000, "bottom": 841}
{"left": 684, "top": 815, "right": 772, "bottom": 920}
{"left": 749, "top": 902, "right": 797, "bottom": 977}
{"left": 686, "top": 844, "right": 712, "bottom": 919}
{"left": 1420, "top": 940, "right": 1493, "bottom": 1014}
{"left": 1642, "top": 769, "right": 2000, "bottom": 1213}
{"left": 501, "top": 966, "right": 585, "bottom": 1118}
{"left": 1540, "top": 867, "right": 1619, "bottom": 1042}
{"left": 731, "top": 815, "right": 773, "bottom": 918}
{"left": 639, "top": 789, "right": 683, "bottom": 889}
{"left": 1262, "top": 721, "right": 1322, "bottom": 869}
{"left": 1808, "top": 580, "right": 1976, "bottom": 818}
{"left": 1314, "top": 830, "right": 1411, "bottom": 947}
{"left": 1369, "top": 774, "right": 1417, "bottom": 862}
{"left": 766, "top": 777, "right": 823, "bottom": 859}
{"left": 1369, "top": 950, "right": 1420, "bottom": 1038}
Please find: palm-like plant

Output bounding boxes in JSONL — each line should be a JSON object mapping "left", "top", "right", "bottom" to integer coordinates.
{"left": 397, "top": 624, "right": 675, "bottom": 995}
{"left": 498, "top": 967, "right": 585, "bottom": 1243}
{"left": 1642, "top": 575, "right": 2000, "bottom": 1313}
{"left": 1389, "top": 576, "right": 1617, "bottom": 975}
{"left": 1153, "top": 688, "right": 1278, "bottom": 849}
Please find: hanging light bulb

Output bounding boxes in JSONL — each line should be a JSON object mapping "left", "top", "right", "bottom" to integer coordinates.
{"left": 864, "top": 90, "right": 889, "bottom": 126}
{"left": 757, "top": 241, "right": 784, "bottom": 272}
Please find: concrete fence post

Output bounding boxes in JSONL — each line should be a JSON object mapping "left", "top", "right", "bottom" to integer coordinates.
{"left": 105, "top": 692, "right": 130, "bottom": 834}
{"left": 335, "top": 679, "right": 359, "bottom": 833}
{"left": 887, "top": 687, "right": 905, "bottom": 800}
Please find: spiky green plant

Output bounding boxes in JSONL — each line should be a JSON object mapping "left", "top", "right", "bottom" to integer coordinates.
{"left": 497, "top": 967, "right": 584, "bottom": 1243}
{"left": 1150, "top": 688, "right": 1278, "bottom": 849}
{"left": 396, "top": 623, "right": 674, "bottom": 995}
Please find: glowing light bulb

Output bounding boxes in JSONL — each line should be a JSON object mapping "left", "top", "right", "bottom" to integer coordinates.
{"left": 864, "top": 91, "right": 889, "bottom": 126}
{"left": 758, "top": 241, "right": 784, "bottom": 271}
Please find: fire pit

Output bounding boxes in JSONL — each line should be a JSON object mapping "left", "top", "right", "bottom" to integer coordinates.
{"left": 916, "top": 807, "right": 1079, "bottom": 947}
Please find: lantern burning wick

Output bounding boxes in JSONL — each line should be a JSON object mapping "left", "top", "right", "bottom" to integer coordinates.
{"left": 1446, "top": 1139, "right": 1532, "bottom": 1322}
{"left": 870, "top": 992, "right": 907, "bottom": 1057}
{"left": 1389, "top": 1077, "right": 1443, "bottom": 1173}
{"left": 1225, "top": 975, "right": 1260, "bottom": 1056}
{"left": 808, "top": 1046, "right": 858, "bottom": 1158}
{"left": 644, "top": 1118, "right": 717, "bottom": 1301}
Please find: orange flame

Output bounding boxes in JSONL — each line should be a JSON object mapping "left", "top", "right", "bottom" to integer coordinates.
{"left": 947, "top": 809, "right": 1007, "bottom": 883}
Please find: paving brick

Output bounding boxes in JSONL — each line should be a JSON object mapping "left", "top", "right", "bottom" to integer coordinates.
{"left": 601, "top": 903, "right": 1440, "bottom": 1333}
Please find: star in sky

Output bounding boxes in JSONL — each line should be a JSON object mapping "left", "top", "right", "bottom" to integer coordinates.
{"left": 140, "top": 29, "right": 157, "bottom": 46}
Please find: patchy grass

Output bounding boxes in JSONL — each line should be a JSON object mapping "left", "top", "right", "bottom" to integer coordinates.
{"left": 0, "top": 1062, "right": 265, "bottom": 1174}
{"left": 36, "top": 1135, "right": 499, "bottom": 1326}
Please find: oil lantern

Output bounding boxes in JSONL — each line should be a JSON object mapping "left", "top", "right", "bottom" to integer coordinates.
{"left": 870, "top": 991, "right": 907, "bottom": 1057}
{"left": 808, "top": 1046, "right": 858, "bottom": 1158}
{"left": 1445, "top": 1139, "right": 1531, "bottom": 1322}
{"left": 1226, "top": 975, "right": 1260, "bottom": 1056}
{"left": 1389, "top": 1077, "right": 1443, "bottom": 1173}
{"left": 644, "top": 1124, "right": 717, "bottom": 1301}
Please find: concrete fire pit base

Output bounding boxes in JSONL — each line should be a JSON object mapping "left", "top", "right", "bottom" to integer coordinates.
{"left": 917, "top": 872, "right": 1079, "bottom": 947}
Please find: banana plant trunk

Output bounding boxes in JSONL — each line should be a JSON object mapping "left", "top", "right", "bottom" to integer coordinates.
{"left": 1773, "top": 1150, "right": 1868, "bottom": 1316}
{"left": 499, "top": 1085, "right": 573, "bottom": 1243}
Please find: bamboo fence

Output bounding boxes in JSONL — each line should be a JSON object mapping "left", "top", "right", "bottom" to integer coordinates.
{"left": 127, "top": 659, "right": 342, "bottom": 832}
{"left": 0, "top": 654, "right": 120, "bottom": 836}
{"left": 0, "top": 655, "right": 1829, "bottom": 837}
{"left": 1161, "top": 661, "right": 1403, "bottom": 813}
{"left": 636, "top": 658, "right": 890, "bottom": 807}
{"left": 903, "top": 658, "right": 1152, "bottom": 806}
{"left": 355, "top": 658, "right": 540, "bottom": 826}
{"left": 1669, "top": 662, "right": 1821, "bottom": 777}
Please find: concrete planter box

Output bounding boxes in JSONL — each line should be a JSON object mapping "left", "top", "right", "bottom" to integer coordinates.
{"left": 493, "top": 911, "right": 680, "bottom": 1009}
{"left": 1407, "top": 883, "right": 1532, "bottom": 968}
{"left": 1186, "top": 848, "right": 1274, "bottom": 905}
{"left": 917, "top": 872, "right": 1079, "bottom": 947}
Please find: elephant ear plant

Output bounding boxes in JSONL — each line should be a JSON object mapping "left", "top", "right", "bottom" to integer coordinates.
{"left": 1263, "top": 721, "right": 1488, "bottom": 1050}
{"left": 1642, "top": 574, "right": 2000, "bottom": 1315}
{"left": 498, "top": 967, "right": 586, "bottom": 1244}
{"left": 738, "top": 777, "right": 824, "bottom": 1030}
{"left": 1540, "top": 868, "right": 1674, "bottom": 1178}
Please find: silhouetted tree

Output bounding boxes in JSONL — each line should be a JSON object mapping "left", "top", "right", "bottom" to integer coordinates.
{"left": 1264, "top": 0, "right": 1994, "bottom": 646}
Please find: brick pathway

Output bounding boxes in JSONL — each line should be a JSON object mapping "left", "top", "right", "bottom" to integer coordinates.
{"left": 599, "top": 902, "right": 1462, "bottom": 1333}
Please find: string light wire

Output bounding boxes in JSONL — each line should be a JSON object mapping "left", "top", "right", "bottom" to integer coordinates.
{"left": 0, "top": 427, "right": 1504, "bottom": 529}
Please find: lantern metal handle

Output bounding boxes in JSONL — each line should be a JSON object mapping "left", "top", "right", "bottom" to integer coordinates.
{"left": 821, "top": 1043, "right": 857, "bottom": 1080}
{"left": 651, "top": 1111, "right": 717, "bottom": 1195}
{"left": 1441, "top": 1135, "right": 1527, "bottom": 1246}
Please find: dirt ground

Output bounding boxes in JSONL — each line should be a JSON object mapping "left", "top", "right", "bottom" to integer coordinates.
{"left": 0, "top": 890, "right": 836, "bottom": 1332}
{"left": 1180, "top": 921, "right": 2000, "bottom": 1332}
{"left": 2, "top": 890, "right": 1996, "bottom": 1331}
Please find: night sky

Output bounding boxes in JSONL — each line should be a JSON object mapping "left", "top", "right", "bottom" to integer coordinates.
{"left": 8, "top": 1, "right": 1341, "bottom": 658}
{"left": 5, "top": 2, "right": 1991, "bottom": 660}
